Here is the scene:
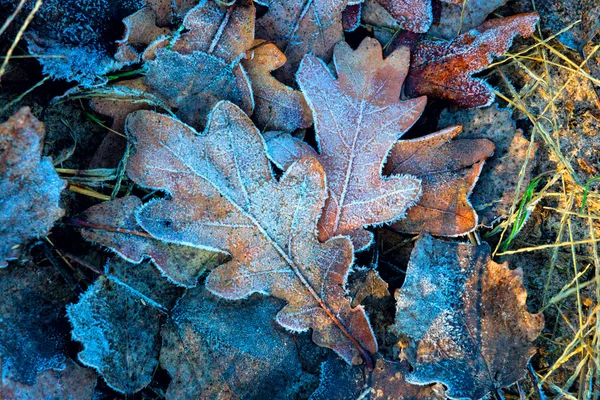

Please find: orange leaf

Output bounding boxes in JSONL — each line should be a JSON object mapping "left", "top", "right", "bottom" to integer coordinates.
{"left": 124, "top": 101, "right": 377, "bottom": 366}
{"left": 384, "top": 125, "right": 495, "bottom": 236}
{"left": 405, "top": 13, "right": 539, "bottom": 108}
{"left": 267, "top": 38, "right": 425, "bottom": 250}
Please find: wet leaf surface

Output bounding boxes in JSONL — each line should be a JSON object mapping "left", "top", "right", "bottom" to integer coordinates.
{"left": 0, "top": 107, "right": 65, "bottom": 267}
{"left": 392, "top": 234, "right": 544, "bottom": 399}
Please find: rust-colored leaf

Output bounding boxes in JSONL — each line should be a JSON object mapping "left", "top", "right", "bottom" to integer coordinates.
{"left": 438, "top": 106, "right": 539, "bottom": 226}
{"left": 255, "top": 0, "right": 350, "bottom": 83}
{"left": 0, "top": 107, "right": 65, "bottom": 267}
{"left": 405, "top": 13, "right": 539, "bottom": 108}
{"left": 311, "top": 355, "right": 445, "bottom": 400}
{"left": 392, "top": 234, "right": 544, "bottom": 399}
{"left": 125, "top": 101, "right": 377, "bottom": 365}
{"left": 267, "top": 38, "right": 425, "bottom": 250}
{"left": 342, "top": 3, "right": 362, "bottom": 32}
{"left": 78, "top": 196, "right": 226, "bottom": 287}
{"left": 384, "top": 126, "right": 495, "bottom": 236}
{"left": 242, "top": 40, "right": 312, "bottom": 132}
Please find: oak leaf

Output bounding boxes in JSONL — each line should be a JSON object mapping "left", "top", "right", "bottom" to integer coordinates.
{"left": 374, "top": 0, "right": 461, "bottom": 33}
{"left": 0, "top": 107, "right": 65, "bottom": 267}
{"left": 255, "top": 0, "right": 351, "bottom": 83}
{"left": 266, "top": 38, "right": 425, "bottom": 250}
{"left": 114, "top": 6, "right": 170, "bottom": 65}
{"left": 391, "top": 234, "right": 544, "bottom": 399}
{"left": 429, "top": 0, "right": 508, "bottom": 40}
{"left": 405, "top": 13, "right": 539, "bottom": 108}
{"left": 241, "top": 40, "right": 313, "bottom": 132}
{"left": 342, "top": 4, "right": 362, "bottom": 32}
{"left": 78, "top": 196, "right": 226, "bottom": 287}
{"left": 438, "top": 105, "right": 538, "bottom": 226}
{"left": 311, "top": 355, "right": 445, "bottom": 400}
{"left": 384, "top": 125, "right": 495, "bottom": 236}
{"left": 124, "top": 101, "right": 377, "bottom": 365}
{"left": 161, "top": 289, "right": 314, "bottom": 399}
{"left": 67, "top": 259, "right": 180, "bottom": 394}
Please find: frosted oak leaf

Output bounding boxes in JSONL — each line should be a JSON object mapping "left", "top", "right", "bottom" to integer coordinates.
{"left": 266, "top": 38, "right": 425, "bottom": 250}
{"left": 125, "top": 101, "right": 377, "bottom": 366}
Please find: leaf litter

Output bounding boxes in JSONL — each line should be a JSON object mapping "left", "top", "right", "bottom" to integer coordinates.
{"left": 6, "top": 0, "right": 599, "bottom": 397}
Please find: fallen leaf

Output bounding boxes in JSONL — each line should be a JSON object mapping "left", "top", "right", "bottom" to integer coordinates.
{"left": 67, "top": 260, "right": 180, "bottom": 394}
{"left": 114, "top": 6, "right": 170, "bottom": 65}
{"left": 161, "top": 288, "right": 315, "bottom": 399}
{"left": 0, "top": 262, "right": 75, "bottom": 385}
{"left": 242, "top": 40, "right": 313, "bottom": 132}
{"left": 255, "top": 0, "right": 350, "bottom": 83}
{"left": 0, "top": 359, "right": 97, "bottom": 400}
{"left": 79, "top": 196, "right": 226, "bottom": 288}
{"left": 375, "top": 0, "right": 433, "bottom": 33}
{"left": 391, "top": 234, "right": 544, "bottom": 400}
{"left": 125, "top": 101, "right": 377, "bottom": 365}
{"left": 342, "top": 3, "right": 362, "bottom": 31}
{"left": 348, "top": 268, "right": 390, "bottom": 308}
{"left": 310, "top": 355, "right": 445, "bottom": 400}
{"left": 266, "top": 38, "right": 425, "bottom": 250}
{"left": 429, "top": 0, "right": 508, "bottom": 40}
{"left": 384, "top": 125, "right": 495, "bottom": 236}
{"left": 438, "top": 105, "right": 538, "bottom": 226}
{"left": 405, "top": 13, "right": 539, "bottom": 108}
{"left": 0, "top": 107, "right": 65, "bottom": 267}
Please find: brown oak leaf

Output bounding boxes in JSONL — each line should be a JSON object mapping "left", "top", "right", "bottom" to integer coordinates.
{"left": 124, "top": 101, "right": 377, "bottom": 365}
{"left": 241, "top": 40, "right": 313, "bottom": 132}
{"left": 405, "top": 13, "right": 539, "bottom": 108}
{"left": 0, "top": 107, "right": 65, "bottom": 267}
{"left": 311, "top": 355, "right": 445, "bottom": 399}
{"left": 438, "top": 105, "right": 538, "bottom": 226}
{"left": 114, "top": 6, "right": 170, "bottom": 65}
{"left": 78, "top": 196, "right": 226, "bottom": 287}
{"left": 384, "top": 125, "right": 495, "bottom": 236}
{"left": 266, "top": 38, "right": 425, "bottom": 250}
{"left": 342, "top": 3, "right": 362, "bottom": 31}
{"left": 392, "top": 234, "right": 544, "bottom": 399}
{"left": 255, "top": 0, "right": 351, "bottom": 83}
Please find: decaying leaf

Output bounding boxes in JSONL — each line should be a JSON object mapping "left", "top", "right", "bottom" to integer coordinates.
{"left": 161, "top": 288, "right": 314, "bottom": 399}
{"left": 266, "top": 38, "right": 425, "bottom": 250}
{"left": 255, "top": 0, "right": 350, "bottom": 83}
{"left": 311, "top": 355, "right": 445, "bottom": 400}
{"left": 242, "top": 40, "right": 312, "bottom": 132}
{"left": 384, "top": 126, "right": 495, "bottom": 236}
{"left": 348, "top": 268, "right": 390, "bottom": 308}
{"left": 375, "top": 0, "right": 432, "bottom": 33}
{"left": 125, "top": 101, "right": 377, "bottom": 365}
{"left": 79, "top": 196, "right": 226, "bottom": 287}
{"left": 439, "top": 106, "right": 538, "bottom": 226}
{"left": 429, "top": 0, "right": 508, "bottom": 40}
{"left": 0, "top": 262, "right": 75, "bottom": 385}
{"left": 0, "top": 107, "right": 65, "bottom": 267}
{"left": 115, "top": 6, "right": 170, "bottom": 65}
{"left": 392, "top": 234, "right": 544, "bottom": 399}
{"left": 342, "top": 3, "right": 362, "bottom": 32}
{"left": 68, "top": 260, "right": 180, "bottom": 394}
{"left": 405, "top": 13, "right": 539, "bottom": 108}
{"left": 0, "top": 359, "right": 97, "bottom": 400}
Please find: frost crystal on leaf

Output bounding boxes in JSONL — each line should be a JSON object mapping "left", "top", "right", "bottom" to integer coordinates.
{"left": 392, "top": 234, "right": 544, "bottom": 399}
{"left": 267, "top": 38, "right": 425, "bottom": 250}
{"left": 124, "top": 101, "right": 377, "bottom": 365}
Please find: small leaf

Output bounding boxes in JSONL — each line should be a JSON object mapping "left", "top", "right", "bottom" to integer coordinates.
{"left": 161, "top": 289, "right": 314, "bottom": 399}
{"left": 310, "top": 355, "right": 445, "bottom": 400}
{"left": 79, "top": 196, "right": 226, "bottom": 287}
{"left": 375, "top": 0, "right": 433, "bottom": 33}
{"left": 342, "top": 4, "right": 362, "bottom": 32}
{"left": 384, "top": 126, "right": 495, "bottom": 236}
{"left": 242, "top": 40, "right": 313, "bottom": 132}
{"left": 114, "top": 7, "right": 171, "bottom": 65}
{"left": 429, "top": 0, "right": 508, "bottom": 40}
{"left": 392, "top": 234, "right": 544, "bottom": 399}
{"left": 438, "top": 105, "right": 539, "bottom": 226}
{"left": 67, "top": 260, "right": 180, "bottom": 394}
{"left": 0, "top": 107, "right": 65, "bottom": 267}
{"left": 405, "top": 13, "right": 539, "bottom": 108}
{"left": 125, "top": 101, "right": 377, "bottom": 365}
{"left": 267, "top": 38, "right": 425, "bottom": 250}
